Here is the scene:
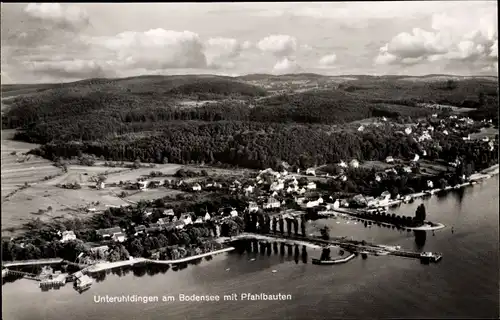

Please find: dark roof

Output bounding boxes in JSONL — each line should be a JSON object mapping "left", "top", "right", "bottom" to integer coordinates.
{"left": 96, "top": 227, "right": 121, "bottom": 236}
{"left": 174, "top": 220, "right": 185, "bottom": 226}
{"left": 134, "top": 225, "right": 146, "bottom": 231}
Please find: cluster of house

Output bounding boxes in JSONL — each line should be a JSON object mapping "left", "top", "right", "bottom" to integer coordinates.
{"left": 352, "top": 191, "right": 392, "bottom": 208}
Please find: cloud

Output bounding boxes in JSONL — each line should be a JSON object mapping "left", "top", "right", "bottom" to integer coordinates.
{"left": 319, "top": 54, "right": 337, "bottom": 67}
{"left": 375, "top": 9, "right": 498, "bottom": 70}
{"left": 257, "top": 34, "right": 297, "bottom": 58}
{"left": 26, "top": 59, "right": 111, "bottom": 79}
{"left": 91, "top": 29, "right": 207, "bottom": 70}
{"left": 24, "top": 3, "right": 90, "bottom": 31}
{"left": 272, "top": 57, "right": 301, "bottom": 74}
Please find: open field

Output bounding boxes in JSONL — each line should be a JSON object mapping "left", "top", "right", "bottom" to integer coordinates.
{"left": 46, "top": 165, "right": 130, "bottom": 186}
{"left": 1, "top": 130, "right": 62, "bottom": 195}
{"left": 418, "top": 160, "right": 449, "bottom": 175}
{"left": 123, "top": 188, "right": 184, "bottom": 202}
{"left": 358, "top": 160, "right": 395, "bottom": 171}
{"left": 101, "top": 164, "right": 182, "bottom": 183}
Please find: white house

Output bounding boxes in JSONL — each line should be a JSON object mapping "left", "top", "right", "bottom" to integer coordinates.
{"left": 230, "top": 209, "right": 238, "bottom": 217}
{"left": 181, "top": 214, "right": 193, "bottom": 225}
{"left": 385, "top": 156, "right": 394, "bottom": 163}
{"left": 286, "top": 186, "right": 298, "bottom": 193}
{"left": 482, "top": 137, "right": 490, "bottom": 142}
{"left": 270, "top": 181, "right": 284, "bottom": 191}
{"left": 244, "top": 185, "right": 255, "bottom": 193}
{"left": 298, "top": 187, "right": 306, "bottom": 194}
{"left": 404, "top": 127, "right": 412, "bottom": 135}
{"left": 462, "top": 135, "right": 471, "bottom": 141}
{"left": 340, "top": 175, "right": 347, "bottom": 182}
{"left": 306, "top": 200, "right": 320, "bottom": 208}
{"left": 112, "top": 232, "right": 126, "bottom": 243}
{"left": 307, "top": 182, "right": 316, "bottom": 190}
{"left": 192, "top": 183, "right": 202, "bottom": 191}
{"left": 379, "top": 191, "right": 391, "bottom": 201}
{"left": 431, "top": 113, "right": 438, "bottom": 118}
{"left": 204, "top": 213, "right": 211, "bottom": 221}
{"left": 358, "top": 125, "right": 365, "bottom": 132}
{"left": 194, "top": 217, "right": 204, "bottom": 224}
{"left": 422, "top": 150, "right": 427, "bottom": 156}
{"left": 382, "top": 116, "right": 387, "bottom": 122}
{"left": 296, "top": 197, "right": 306, "bottom": 204}
{"left": 403, "top": 166, "right": 412, "bottom": 173}
{"left": 143, "top": 210, "right": 153, "bottom": 217}
{"left": 60, "top": 231, "right": 77, "bottom": 243}
{"left": 248, "top": 202, "right": 259, "bottom": 213}
{"left": 96, "top": 181, "right": 105, "bottom": 190}
{"left": 332, "top": 199, "right": 340, "bottom": 209}
{"left": 412, "top": 154, "right": 420, "bottom": 162}
{"left": 264, "top": 197, "right": 281, "bottom": 209}
{"left": 163, "top": 209, "right": 175, "bottom": 216}
{"left": 427, "top": 180, "right": 434, "bottom": 188}
{"left": 305, "top": 168, "right": 316, "bottom": 176}
{"left": 349, "top": 159, "right": 359, "bottom": 168}
{"left": 317, "top": 196, "right": 324, "bottom": 204}
{"left": 442, "top": 130, "right": 449, "bottom": 135}
{"left": 138, "top": 181, "right": 148, "bottom": 190}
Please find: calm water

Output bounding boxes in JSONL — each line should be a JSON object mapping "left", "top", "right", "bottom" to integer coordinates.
{"left": 3, "top": 176, "right": 499, "bottom": 320}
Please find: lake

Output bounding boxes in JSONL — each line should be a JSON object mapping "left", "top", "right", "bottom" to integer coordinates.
{"left": 2, "top": 176, "right": 499, "bottom": 320}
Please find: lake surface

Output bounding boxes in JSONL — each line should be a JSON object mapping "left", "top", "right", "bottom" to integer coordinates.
{"left": 3, "top": 176, "right": 499, "bottom": 320}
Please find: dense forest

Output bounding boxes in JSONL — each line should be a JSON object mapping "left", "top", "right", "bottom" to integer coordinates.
{"left": 2, "top": 75, "right": 498, "bottom": 170}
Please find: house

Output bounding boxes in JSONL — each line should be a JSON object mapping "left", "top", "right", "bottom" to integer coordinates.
{"left": 366, "top": 197, "right": 378, "bottom": 207}
{"left": 163, "top": 209, "right": 175, "bottom": 216}
{"left": 385, "top": 156, "right": 394, "bottom": 163}
{"left": 134, "top": 225, "right": 146, "bottom": 236}
{"left": 174, "top": 220, "right": 185, "bottom": 230}
{"left": 192, "top": 183, "right": 202, "bottom": 191}
{"left": 427, "top": 126, "right": 434, "bottom": 132}
{"left": 90, "top": 245, "right": 109, "bottom": 257}
{"left": 340, "top": 175, "right": 347, "bottom": 182}
{"left": 403, "top": 166, "right": 412, "bottom": 173}
{"left": 138, "top": 181, "right": 148, "bottom": 190}
{"left": 264, "top": 197, "right": 281, "bottom": 209}
{"left": 86, "top": 208, "right": 97, "bottom": 213}
{"left": 157, "top": 218, "right": 170, "bottom": 225}
{"left": 349, "top": 159, "right": 359, "bottom": 168}
{"left": 96, "top": 227, "right": 122, "bottom": 239}
{"left": 60, "top": 230, "right": 77, "bottom": 243}
{"left": 180, "top": 213, "right": 193, "bottom": 225}
{"left": 112, "top": 232, "right": 126, "bottom": 243}
{"left": 338, "top": 160, "right": 348, "bottom": 168}
{"left": 306, "top": 200, "right": 320, "bottom": 208}
{"left": 422, "top": 150, "right": 427, "bottom": 156}
{"left": 375, "top": 175, "right": 381, "bottom": 182}
{"left": 244, "top": 185, "right": 254, "bottom": 193}
{"left": 204, "top": 213, "right": 211, "bottom": 221}
{"left": 194, "top": 217, "right": 204, "bottom": 224}
{"left": 404, "top": 127, "right": 412, "bottom": 135}
{"left": 427, "top": 180, "right": 434, "bottom": 188}
{"left": 248, "top": 202, "right": 259, "bottom": 213}
{"left": 412, "top": 154, "right": 420, "bottom": 162}
{"left": 442, "top": 130, "right": 448, "bottom": 135}
{"left": 305, "top": 168, "right": 316, "bottom": 176}
{"left": 358, "top": 125, "right": 365, "bottom": 132}
{"left": 270, "top": 181, "right": 284, "bottom": 191}
{"left": 286, "top": 185, "right": 298, "bottom": 193}
{"left": 482, "top": 137, "right": 490, "bottom": 142}
{"left": 143, "top": 210, "right": 153, "bottom": 217}
{"left": 306, "top": 182, "right": 316, "bottom": 190}
{"left": 332, "top": 199, "right": 340, "bottom": 209}
{"left": 296, "top": 197, "right": 306, "bottom": 204}
{"left": 431, "top": 113, "right": 438, "bottom": 118}
{"left": 96, "top": 181, "right": 105, "bottom": 190}
{"left": 462, "top": 135, "right": 471, "bottom": 141}
{"left": 230, "top": 209, "right": 238, "bottom": 217}
{"left": 298, "top": 187, "right": 306, "bottom": 194}
{"left": 317, "top": 196, "right": 324, "bottom": 204}
{"left": 379, "top": 191, "right": 391, "bottom": 201}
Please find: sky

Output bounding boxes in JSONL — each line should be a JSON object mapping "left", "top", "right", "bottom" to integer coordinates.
{"left": 1, "top": 2, "right": 498, "bottom": 84}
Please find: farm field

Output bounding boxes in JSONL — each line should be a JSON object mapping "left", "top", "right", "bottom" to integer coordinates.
{"left": 46, "top": 165, "right": 130, "bottom": 186}
{"left": 124, "top": 188, "right": 184, "bottom": 202}
{"left": 469, "top": 127, "right": 499, "bottom": 140}
{"left": 102, "top": 164, "right": 182, "bottom": 183}
{"left": 1, "top": 130, "right": 62, "bottom": 195}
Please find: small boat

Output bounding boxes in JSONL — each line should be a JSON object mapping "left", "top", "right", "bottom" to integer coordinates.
{"left": 225, "top": 268, "right": 230, "bottom": 271}
{"left": 249, "top": 258, "right": 256, "bottom": 262}
{"left": 271, "top": 270, "right": 277, "bottom": 273}
{"left": 375, "top": 251, "right": 389, "bottom": 256}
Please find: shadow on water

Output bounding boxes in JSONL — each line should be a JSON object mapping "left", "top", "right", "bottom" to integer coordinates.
{"left": 231, "top": 239, "right": 309, "bottom": 264}
{"left": 413, "top": 230, "right": 427, "bottom": 250}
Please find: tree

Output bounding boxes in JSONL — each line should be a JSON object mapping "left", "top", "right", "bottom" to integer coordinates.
{"left": 300, "top": 220, "right": 306, "bottom": 237}
{"left": 320, "top": 226, "right": 330, "bottom": 240}
{"left": 415, "top": 204, "right": 426, "bottom": 223}
{"left": 129, "top": 239, "right": 144, "bottom": 257}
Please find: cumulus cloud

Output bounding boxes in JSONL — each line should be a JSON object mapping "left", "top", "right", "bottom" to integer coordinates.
{"left": 91, "top": 29, "right": 207, "bottom": 71}
{"left": 375, "top": 10, "right": 498, "bottom": 71}
{"left": 272, "top": 57, "right": 301, "bottom": 74}
{"left": 319, "top": 54, "right": 337, "bottom": 67}
{"left": 257, "top": 34, "right": 297, "bottom": 58}
{"left": 24, "top": 3, "right": 90, "bottom": 30}
{"left": 26, "top": 59, "right": 111, "bottom": 79}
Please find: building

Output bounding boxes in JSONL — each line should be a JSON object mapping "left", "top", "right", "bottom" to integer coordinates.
{"left": 404, "top": 127, "right": 412, "bottom": 135}
{"left": 60, "top": 231, "right": 77, "bottom": 243}
{"left": 192, "top": 183, "right": 202, "bottom": 191}
{"left": 427, "top": 180, "right": 434, "bottom": 188}
{"left": 163, "top": 209, "right": 175, "bottom": 216}
{"left": 203, "top": 213, "right": 211, "bottom": 221}
{"left": 306, "top": 182, "right": 316, "bottom": 190}
{"left": 332, "top": 199, "right": 340, "bottom": 209}
{"left": 134, "top": 225, "right": 146, "bottom": 236}
{"left": 244, "top": 185, "right": 255, "bottom": 194}
{"left": 270, "top": 181, "right": 284, "bottom": 191}
{"left": 412, "top": 154, "right": 420, "bottom": 162}
{"left": 248, "top": 202, "right": 259, "bottom": 213}
{"left": 96, "top": 227, "right": 122, "bottom": 239}
{"left": 338, "top": 160, "right": 348, "bottom": 168}
{"left": 112, "top": 232, "right": 126, "bottom": 243}
{"left": 138, "top": 181, "right": 148, "bottom": 190}
{"left": 264, "top": 197, "right": 281, "bottom": 209}
{"left": 305, "top": 168, "right": 316, "bottom": 176}
{"left": 96, "top": 181, "right": 105, "bottom": 190}
{"left": 306, "top": 200, "right": 320, "bottom": 208}
{"left": 174, "top": 220, "right": 185, "bottom": 230}
{"left": 180, "top": 214, "right": 193, "bottom": 225}
{"left": 385, "top": 156, "right": 394, "bottom": 163}
{"left": 358, "top": 125, "right": 365, "bottom": 132}
{"left": 157, "top": 218, "right": 170, "bottom": 225}
{"left": 340, "top": 175, "right": 347, "bottom": 182}
{"left": 403, "top": 166, "right": 412, "bottom": 173}
{"left": 194, "top": 217, "right": 203, "bottom": 224}
{"left": 349, "top": 159, "right": 359, "bottom": 168}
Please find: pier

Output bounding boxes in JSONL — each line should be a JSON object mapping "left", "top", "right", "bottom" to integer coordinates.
{"left": 3, "top": 258, "right": 64, "bottom": 268}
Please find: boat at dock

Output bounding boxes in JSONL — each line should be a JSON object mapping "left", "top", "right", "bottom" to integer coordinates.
{"left": 375, "top": 250, "right": 390, "bottom": 256}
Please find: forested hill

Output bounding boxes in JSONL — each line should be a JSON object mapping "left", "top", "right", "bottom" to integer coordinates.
{"left": 1, "top": 74, "right": 498, "bottom": 169}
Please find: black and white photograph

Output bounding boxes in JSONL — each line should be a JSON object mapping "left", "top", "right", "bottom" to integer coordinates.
{"left": 1, "top": 2, "right": 499, "bottom": 320}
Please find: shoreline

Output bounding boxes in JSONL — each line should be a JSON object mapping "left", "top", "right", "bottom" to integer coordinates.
{"left": 227, "top": 233, "right": 324, "bottom": 249}
{"left": 84, "top": 247, "right": 235, "bottom": 274}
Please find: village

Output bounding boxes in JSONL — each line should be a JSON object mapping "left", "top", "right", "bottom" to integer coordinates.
{"left": 1, "top": 112, "right": 498, "bottom": 292}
